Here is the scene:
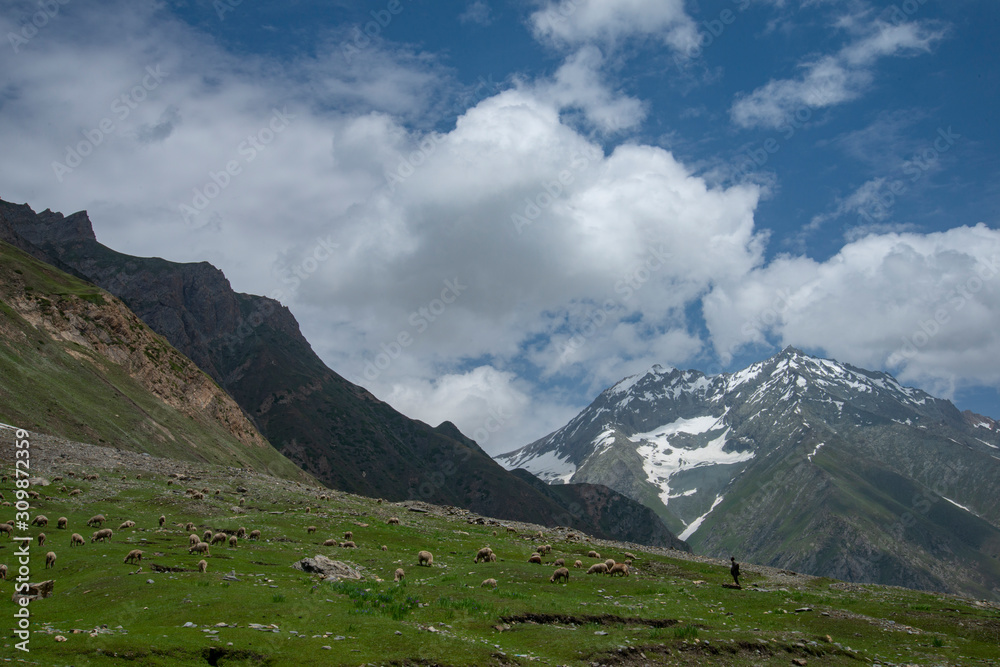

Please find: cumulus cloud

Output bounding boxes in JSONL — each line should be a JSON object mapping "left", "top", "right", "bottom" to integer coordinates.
{"left": 731, "top": 17, "right": 947, "bottom": 129}
{"left": 704, "top": 225, "right": 1000, "bottom": 396}
{"left": 530, "top": 0, "right": 699, "bottom": 53}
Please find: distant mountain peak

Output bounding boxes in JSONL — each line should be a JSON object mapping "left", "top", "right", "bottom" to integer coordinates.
{"left": 0, "top": 200, "right": 96, "bottom": 246}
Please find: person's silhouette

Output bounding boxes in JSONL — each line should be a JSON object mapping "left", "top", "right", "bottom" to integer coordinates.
{"left": 730, "top": 556, "right": 741, "bottom": 588}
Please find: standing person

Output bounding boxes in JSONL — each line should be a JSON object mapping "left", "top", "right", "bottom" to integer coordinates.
{"left": 730, "top": 556, "right": 741, "bottom": 588}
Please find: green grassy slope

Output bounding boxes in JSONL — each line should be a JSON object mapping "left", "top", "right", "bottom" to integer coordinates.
{"left": 1, "top": 443, "right": 998, "bottom": 667}
{"left": 0, "top": 241, "right": 310, "bottom": 482}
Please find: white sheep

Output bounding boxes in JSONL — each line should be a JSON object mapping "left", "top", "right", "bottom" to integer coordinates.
{"left": 574, "top": 559, "right": 583, "bottom": 568}
{"left": 57, "top": 517, "right": 68, "bottom": 529}
{"left": 480, "top": 578, "right": 498, "bottom": 588}
{"left": 211, "top": 532, "right": 228, "bottom": 545}
{"left": 394, "top": 568, "right": 405, "bottom": 582}
{"left": 607, "top": 563, "right": 630, "bottom": 577}
{"left": 123, "top": 549, "right": 143, "bottom": 564}
{"left": 248, "top": 529, "right": 261, "bottom": 540}
{"left": 87, "top": 515, "right": 106, "bottom": 527}
{"left": 586, "top": 563, "right": 608, "bottom": 575}
{"left": 189, "top": 542, "right": 211, "bottom": 556}
{"left": 417, "top": 550, "right": 433, "bottom": 566}
{"left": 70, "top": 533, "right": 84, "bottom": 547}
{"left": 473, "top": 547, "right": 494, "bottom": 563}
{"left": 45, "top": 551, "right": 56, "bottom": 568}
{"left": 91, "top": 528, "right": 113, "bottom": 543}
{"left": 198, "top": 559, "right": 208, "bottom": 573}
{"left": 550, "top": 567, "right": 570, "bottom": 584}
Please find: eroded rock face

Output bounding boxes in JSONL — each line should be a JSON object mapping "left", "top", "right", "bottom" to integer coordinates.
{"left": 292, "top": 556, "right": 362, "bottom": 581}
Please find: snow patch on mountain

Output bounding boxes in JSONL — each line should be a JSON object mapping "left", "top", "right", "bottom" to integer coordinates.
{"left": 502, "top": 448, "right": 576, "bottom": 484}
{"left": 678, "top": 494, "right": 724, "bottom": 541}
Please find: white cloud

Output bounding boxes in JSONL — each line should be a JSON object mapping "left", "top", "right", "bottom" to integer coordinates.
{"left": 731, "top": 18, "right": 947, "bottom": 129}
{"left": 530, "top": 0, "right": 699, "bottom": 53}
{"left": 459, "top": 1, "right": 493, "bottom": 26}
{"left": 704, "top": 225, "right": 1000, "bottom": 396}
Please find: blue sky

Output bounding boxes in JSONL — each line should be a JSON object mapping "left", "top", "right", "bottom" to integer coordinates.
{"left": 2, "top": 0, "right": 999, "bottom": 452}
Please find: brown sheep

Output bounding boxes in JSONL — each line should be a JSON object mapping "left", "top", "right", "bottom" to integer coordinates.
{"left": 587, "top": 550, "right": 600, "bottom": 558}
{"left": 57, "top": 517, "right": 68, "bottom": 529}
{"left": 528, "top": 554, "right": 542, "bottom": 564}
{"left": 203, "top": 529, "right": 213, "bottom": 542}
{"left": 586, "top": 563, "right": 609, "bottom": 575}
{"left": 198, "top": 559, "right": 208, "bottom": 573}
{"left": 69, "top": 489, "right": 82, "bottom": 496}
{"left": 45, "top": 551, "right": 56, "bottom": 569}
{"left": 229, "top": 535, "right": 237, "bottom": 548}
{"left": 473, "top": 547, "right": 494, "bottom": 563}
{"left": 492, "top": 530, "right": 498, "bottom": 536}
{"left": 417, "top": 550, "right": 433, "bottom": 566}
{"left": 159, "top": 515, "right": 166, "bottom": 527}
{"left": 189, "top": 542, "right": 211, "bottom": 556}
{"left": 31, "top": 515, "right": 48, "bottom": 527}
{"left": 574, "top": 560, "right": 583, "bottom": 568}
{"left": 381, "top": 545, "right": 388, "bottom": 551}
{"left": 307, "top": 526, "right": 317, "bottom": 534}
{"left": 192, "top": 492, "right": 204, "bottom": 500}
{"left": 211, "top": 532, "right": 228, "bottom": 545}
{"left": 539, "top": 544, "right": 552, "bottom": 554}
{"left": 550, "top": 567, "right": 570, "bottom": 584}
{"left": 184, "top": 522, "right": 195, "bottom": 532}
{"left": 87, "top": 515, "right": 106, "bottom": 527}
{"left": 0, "top": 564, "right": 6, "bottom": 579}
{"left": 123, "top": 549, "right": 143, "bottom": 564}
{"left": 340, "top": 541, "right": 357, "bottom": 548}
{"left": 387, "top": 517, "right": 400, "bottom": 525}
{"left": 608, "top": 563, "right": 630, "bottom": 577}
{"left": 605, "top": 559, "right": 615, "bottom": 569}
{"left": 536, "top": 531, "right": 544, "bottom": 538}
{"left": 624, "top": 552, "right": 636, "bottom": 560}
{"left": 236, "top": 527, "right": 247, "bottom": 538}
{"left": 119, "top": 520, "right": 136, "bottom": 530}
{"left": 323, "top": 538, "right": 337, "bottom": 547}
{"left": 37, "top": 533, "right": 45, "bottom": 547}
{"left": 189, "top": 534, "right": 201, "bottom": 546}
{"left": 506, "top": 527, "right": 517, "bottom": 533}
{"left": 70, "top": 533, "right": 84, "bottom": 547}
{"left": 553, "top": 558, "right": 565, "bottom": 567}
{"left": 343, "top": 531, "right": 353, "bottom": 541}
{"left": 248, "top": 529, "right": 261, "bottom": 540}
{"left": 0, "top": 523, "right": 11, "bottom": 539}
{"left": 394, "top": 568, "right": 405, "bottom": 582}
{"left": 480, "top": 577, "right": 498, "bottom": 588}
{"left": 91, "top": 528, "right": 113, "bottom": 543}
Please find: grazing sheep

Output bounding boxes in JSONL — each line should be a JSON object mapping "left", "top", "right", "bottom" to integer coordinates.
{"left": 159, "top": 515, "right": 166, "bottom": 527}
{"left": 70, "top": 533, "right": 84, "bottom": 547}
{"left": 323, "top": 538, "right": 337, "bottom": 547}
{"left": 57, "top": 517, "right": 67, "bottom": 529}
{"left": 229, "top": 535, "right": 237, "bottom": 548}
{"left": 624, "top": 552, "right": 636, "bottom": 560}
{"left": 91, "top": 528, "right": 113, "bottom": 543}
{"left": 587, "top": 550, "right": 600, "bottom": 558}
{"left": 340, "top": 541, "right": 356, "bottom": 548}
{"left": 69, "top": 489, "right": 82, "bottom": 496}
{"left": 506, "top": 527, "right": 517, "bottom": 533}
{"left": 211, "top": 532, "right": 227, "bottom": 545}
{"left": 417, "top": 550, "right": 433, "bottom": 566}
{"left": 487, "top": 552, "right": 497, "bottom": 562}
{"left": 536, "top": 531, "right": 543, "bottom": 538}
{"left": 381, "top": 545, "right": 388, "bottom": 551}
{"left": 31, "top": 515, "right": 48, "bottom": 527}
{"left": 123, "top": 549, "right": 143, "bottom": 564}
{"left": 189, "top": 534, "right": 201, "bottom": 546}
{"left": 185, "top": 522, "right": 195, "bottom": 532}
{"left": 624, "top": 559, "right": 633, "bottom": 565}
{"left": 394, "top": 568, "right": 405, "bottom": 582}
{"left": 608, "top": 563, "right": 630, "bottom": 577}
{"left": 192, "top": 492, "right": 204, "bottom": 500}
{"left": 574, "top": 560, "right": 583, "bottom": 568}
{"left": 189, "top": 542, "right": 211, "bottom": 556}
{"left": 239, "top": 498, "right": 245, "bottom": 507}
{"left": 87, "top": 515, "right": 106, "bottom": 527}
{"left": 306, "top": 526, "right": 317, "bottom": 534}
{"left": 119, "top": 520, "right": 136, "bottom": 530}
{"left": 248, "top": 530, "right": 261, "bottom": 540}
{"left": 343, "top": 531, "right": 353, "bottom": 540}
{"left": 45, "top": 551, "right": 56, "bottom": 568}
{"left": 528, "top": 554, "right": 542, "bottom": 564}
{"left": 553, "top": 558, "right": 565, "bottom": 567}
{"left": 586, "top": 563, "right": 609, "bottom": 575}
{"left": 605, "top": 559, "right": 615, "bottom": 569}
{"left": 550, "top": 567, "right": 570, "bottom": 584}
{"left": 0, "top": 564, "right": 6, "bottom": 579}
{"left": 236, "top": 527, "right": 247, "bottom": 538}
{"left": 0, "top": 523, "right": 11, "bottom": 538}
{"left": 567, "top": 533, "right": 576, "bottom": 540}
{"left": 198, "top": 559, "right": 208, "bottom": 573}
{"left": 492, "top": 530, "right": 497, "bottom": 536}
{"left": 539, "top": 544, "right": 552, "bottom": 555}
{"left": 473, "top": 547, "right": 494, "bottom": 563}
{"left": 37, "top": 533, "right": 45, "bottom": 547}
{"left": 203, "top": 529, "right": 213, "bottom": 542}
{"left": 481, "top": 578, "right": 498, "bottom": 588}
{"left": 387, "top": 517, "right": 400, "bottom": 525}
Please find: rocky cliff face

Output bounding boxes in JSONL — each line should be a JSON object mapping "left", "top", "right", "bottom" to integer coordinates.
{"left": 0, "top": 198, "right": 687, "bottom": 548}
{"left": 0, "top": 237, "right": 310, "bottom": 480}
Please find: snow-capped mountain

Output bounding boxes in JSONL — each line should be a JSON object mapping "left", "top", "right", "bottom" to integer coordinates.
{"left": 498, "top": 347, "right": 1000, "bottom": 600}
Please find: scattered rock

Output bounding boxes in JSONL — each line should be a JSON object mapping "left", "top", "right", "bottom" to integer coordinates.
{"left": 292, "top": 555, "right": 362, "bottom": 580}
